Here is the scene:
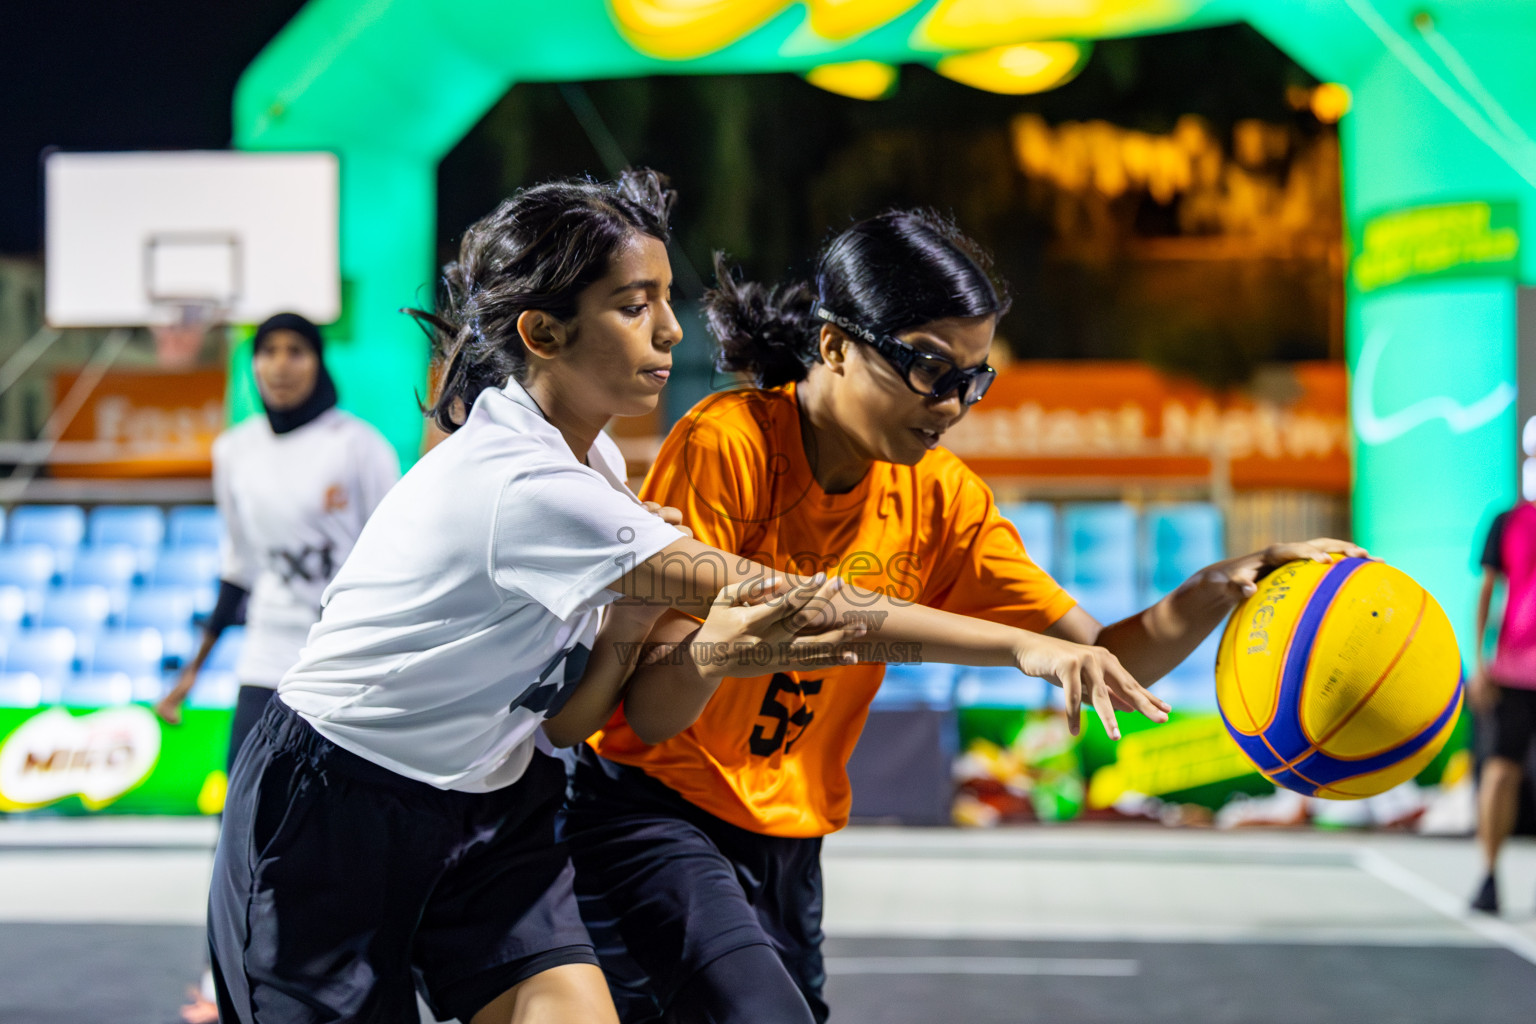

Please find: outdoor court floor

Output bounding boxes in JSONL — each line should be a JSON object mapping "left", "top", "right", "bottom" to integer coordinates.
{"left": 3, "top": 819, "right": 1535, "bottom": 1023}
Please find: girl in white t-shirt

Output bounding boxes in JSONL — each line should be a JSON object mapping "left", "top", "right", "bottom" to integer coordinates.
{"left": 208, "top": 169, "right": 1165, "bottom": 1024}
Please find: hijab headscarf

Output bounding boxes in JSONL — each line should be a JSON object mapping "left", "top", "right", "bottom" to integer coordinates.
{"left": 252, "top": 313, "right": 338, "bottom": 434}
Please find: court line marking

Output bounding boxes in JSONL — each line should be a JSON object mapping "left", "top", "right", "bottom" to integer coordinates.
{"left": 1354, "top": 848, "right": 1536, "bottom": 967}
{"left": 0, "top": 819, "right": 217, "bottom": 850}
{"left": 826, "top": 923, "right": 1488, "bottom": 947}
{"left": 826, "top": 956, "right": 1139, "bottom": 977}
{"left": 824, "top": 845, "right": 1360, "bottom": 868}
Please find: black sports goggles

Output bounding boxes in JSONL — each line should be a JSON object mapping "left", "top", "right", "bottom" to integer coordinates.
{"left": 814, "top": 306, "right": 996, "bottom": 406}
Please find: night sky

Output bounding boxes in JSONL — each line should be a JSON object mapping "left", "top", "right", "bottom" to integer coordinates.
{"left": 2, "top": 1, "right": 308, "bottom": 254}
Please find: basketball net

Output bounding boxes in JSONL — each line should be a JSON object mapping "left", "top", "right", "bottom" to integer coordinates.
{"left": 150, "top": 300, "right": 223, "bottom": 369}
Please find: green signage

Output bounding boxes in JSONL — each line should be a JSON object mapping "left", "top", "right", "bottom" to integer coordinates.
{"left": 1353, "top": 201, "right": 1520, "bottom": 293}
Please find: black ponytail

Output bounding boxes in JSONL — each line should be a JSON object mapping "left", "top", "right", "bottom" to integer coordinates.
{"left": 410, "top": 168, "right": 676, "bottom": 432}
{"left": 705, "top": 252, "right": 818, "bottom": 388}
{"left": 706, "top": 208, "right": 1010, "bottom": 390}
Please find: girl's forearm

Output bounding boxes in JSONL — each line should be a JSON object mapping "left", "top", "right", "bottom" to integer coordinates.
{"left": 831, "top": 587, "right": 1028, "bottom": 666}
{"left": 621, "top": 617, "right": 718, "bottom": 744}
{"left": 1095, "top": 582, "right": 1235, "bottom": 685}
{"left": 626, "top": 539, "right": 1034, "bottom": 668}
{"left": 542, "top": 605, "right": 664, "bottom": 747}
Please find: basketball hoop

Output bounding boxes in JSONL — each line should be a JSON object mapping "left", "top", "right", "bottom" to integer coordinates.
{"left": 150, "top": 300, "right": 223, "bottom": 369}
{"left": 44, "top": 151, "right": 340, "bottom": 333}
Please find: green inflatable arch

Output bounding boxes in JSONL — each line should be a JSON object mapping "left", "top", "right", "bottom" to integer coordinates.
{"left": 235, "top": 0, "right": 1536, "bottom": 652}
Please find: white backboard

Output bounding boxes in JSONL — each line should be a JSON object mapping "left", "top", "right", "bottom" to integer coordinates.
{"left": 45, "top": 150, "right": 340, "bottom": 327}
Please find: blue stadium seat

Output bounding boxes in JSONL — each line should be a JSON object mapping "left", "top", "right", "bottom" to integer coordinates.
{"left": 9, "top": 506, "right": 87, "bottom": 574}
{"left": 0, "top": 544, "right": 58, "bottom": 594}
{"left": 160, "top": 626, "right": 197, "bottom": 669}
{"left": 38, "top": 585, "right": 115, "bottom": 636}
{"left": 1060, "top": 503, "right": 1138, "bottom": 590}
{"left": 88, "top": 505, "right": 166, "bottom": 551}
{"left": 188, "top": 671, "right": 239, "bottom": 709}
{"left": 1066, "top": 581, "right": 1140, "bottom": 628}
{"left": 872, "top": 662, "right": 957, "bottom": 710}
{"left": 5, "top": 628, "right": 77, "bottom": 682}
{"left": 88, "top": 628, "right": 165, "bottom": 677}
{"left": 60, "top": 672, "right": 136, "bottom": 708}
{"left": 150, "top": 547, "right": 221, "bottom": 589}
{"left": 0, "top": 672, "right": 49, "bottom": 708}
{"left": 954, "top": 665, "right": 1049, "bottom": 709}
{"left": 69, "top": 544, "right": 141, "bottom": 591}
{"left": 125, "top": 587, "right": 197, "bottom": 634}
{"left": 1144, "top": 503, "right": 1224, "bottom": 595}
{"left": 10, "top": 505, "right": 87, "bottom": 547}
{"left": 207, "top": 626, "right": 245, "bottom": 674}
{"left": 0, "top": 585, "right": 27, "bottom": 635}
{"left": 166, "top": 506, "right": 223, "bottom": 549}
{"left": 998, "top": 502, "right": 1057, "bottom": 577}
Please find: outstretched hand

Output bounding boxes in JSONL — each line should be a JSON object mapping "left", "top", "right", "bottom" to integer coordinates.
{"left": 1013, "top": 634, "right": 1170, "bottom": 739}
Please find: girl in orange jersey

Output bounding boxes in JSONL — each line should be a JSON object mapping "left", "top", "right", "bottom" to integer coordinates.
{"left": 566, "top": 209, "right": 1362, "bottom": 1023}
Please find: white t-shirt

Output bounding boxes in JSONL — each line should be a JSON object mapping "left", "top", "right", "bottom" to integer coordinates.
{"left": 214, "top": 408, "right": 400, "bottom": 686}
{"left": 277, "top": 379, "right": 684, "bottom": 793}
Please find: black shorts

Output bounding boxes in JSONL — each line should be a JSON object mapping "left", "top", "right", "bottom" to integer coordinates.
{"left": 209, "top": 698, "right": 597, "bottom": 1024}
{"left": 1480, "top": 684, "right": 1536, "bottom": 764}
{"left": 562, "top": 746, "right": 827, "bottom": 1023}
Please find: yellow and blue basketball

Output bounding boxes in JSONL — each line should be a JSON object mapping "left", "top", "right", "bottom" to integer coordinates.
{"left": 1214, "top": 556, "right": 1462, "bottom": 800}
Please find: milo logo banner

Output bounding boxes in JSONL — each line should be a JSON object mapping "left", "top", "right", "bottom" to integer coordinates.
{"left": 0, "top": 706, "right": 230, "bottom": 815}
{"left": 0, "top": 706, "right": 161, "bottom": 810}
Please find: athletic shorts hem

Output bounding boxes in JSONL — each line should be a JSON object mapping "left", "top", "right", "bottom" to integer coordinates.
{"left": 1479, "top": 684, "right": 1536, "bottom": 763}
{"left": 429, "top": 944, "right": 600, "bottom": 1024}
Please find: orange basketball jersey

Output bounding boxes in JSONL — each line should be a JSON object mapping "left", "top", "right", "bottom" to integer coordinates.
{"left": 591, "top": 385, "right": 1075, "bottom": 836}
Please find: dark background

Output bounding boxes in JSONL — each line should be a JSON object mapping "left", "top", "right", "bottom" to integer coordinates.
{"left": 5, "top": 6, "right": 1339, "bottom": 384}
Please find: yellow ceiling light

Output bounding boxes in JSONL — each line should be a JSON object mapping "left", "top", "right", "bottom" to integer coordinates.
{"left": 916, "top": 0, "right": 1185, "bottom": 51}
{"left": 805, "top": 60, "right": 900, "bottom": 99}
{"left": 607, "top": 0, "right": 790, "bottom": 61}
{"left": 807, "top": 0, "right": 924, "bottom": 40}
{"left": 1310, "top": 82, "right": 1352, "bottom": 124}
{"left": 936, "top": 41, "right": 1085, "bottom": 94}
{"left": 610, "top": 0, "right": 921, "bottom": 60}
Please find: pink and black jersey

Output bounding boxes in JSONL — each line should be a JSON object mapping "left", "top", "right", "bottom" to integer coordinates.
{"left": 1482, "top": 503, "right": 1536, "bottom": 690}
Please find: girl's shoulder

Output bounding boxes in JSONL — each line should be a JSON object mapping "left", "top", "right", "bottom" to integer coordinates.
{"left": 669, "top": 386, "right": 795, "bottom": 454}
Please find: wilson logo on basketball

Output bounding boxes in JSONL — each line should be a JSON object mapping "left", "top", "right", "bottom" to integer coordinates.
{"left": 323, "top": 484, "right": 349, "bottom": 513}
{"left": 1245, "top": 562, "right": 1301, "bottom": 656}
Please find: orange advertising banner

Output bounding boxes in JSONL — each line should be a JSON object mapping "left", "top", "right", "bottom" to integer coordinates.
{"left": 51, "top": 369, "right": 226, "bottom": 478}
{"left": 942, "top": 362, "right": 1349, "bottom": 492}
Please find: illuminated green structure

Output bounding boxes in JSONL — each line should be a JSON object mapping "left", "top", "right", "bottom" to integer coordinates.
{"left": 235, "top": 0, "right": 1536, "bottom": 652}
